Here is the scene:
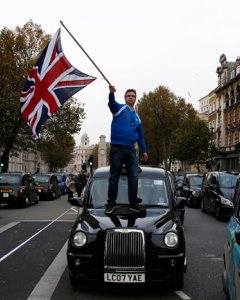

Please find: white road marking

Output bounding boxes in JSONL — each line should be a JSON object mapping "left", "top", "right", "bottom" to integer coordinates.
{"left": 0, "top": 207, "right": 73, "bottom": 263}
{"left": 17, "top": 220, "right": 74, "bottom": 222}
{"left": 0, "top": 221, "right": 20, "bottom": 233}
{"left": 70, "top": 207, "right": 78, "bottom": 213}
{"left": 175, "top": 290, "right": 191, "bottom": 299}
{"left": 27, "top": 241, "right": 68, "bottom": 300}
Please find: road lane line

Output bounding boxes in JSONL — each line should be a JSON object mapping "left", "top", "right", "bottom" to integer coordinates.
{"left": 27, "top": 241, "right": 68, "bottom": 300}
{"left": 0, "top": 221, "right": 20, "bottom": 233}
{"left": 0, "top": 207, "right": 73, "bottom": 263}
{"left": 17, "top": 220, "right": 74, "bottom": 222}
{"left": 175, "top": 290, "right": 191, "bottom": 299}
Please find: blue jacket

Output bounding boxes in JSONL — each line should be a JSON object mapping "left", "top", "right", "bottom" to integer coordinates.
{"left": 108, "top": 92, "right": 147, "bottom": 153}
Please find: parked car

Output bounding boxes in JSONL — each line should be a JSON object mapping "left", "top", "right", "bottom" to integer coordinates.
{"left": 67, "top": 166, "right": 187, "bottom": 290}
{"left": 33, "top": 173, "right": 61, "bottom": 200}
{"left": 222, "top": 183, "right": 240, "bottom": 299}
{"left": 0, "top": 172, "right": 39, "bottom": 208}
{"left": 201, "top": 171, "right": 238, "bottom": 220}
{"left": 53, "top": 172, "right": 67, "bottom": 195}
{"left": 181, "top": 173, "right": 203, "bottom": 207}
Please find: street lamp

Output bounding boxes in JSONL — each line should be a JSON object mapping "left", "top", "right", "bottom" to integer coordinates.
{"left": 208, "top": 126, "right": 214, "bottom": 171}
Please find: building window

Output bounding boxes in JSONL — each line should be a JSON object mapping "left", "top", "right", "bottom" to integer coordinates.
{"left": 237, "top": 66, "right": 240, "bottom": 75}
{"left": 225, "top": 93, "right": 229, "bottom": 108}
{"left": 230, "top": 90, "right": 235, "bottom": 106}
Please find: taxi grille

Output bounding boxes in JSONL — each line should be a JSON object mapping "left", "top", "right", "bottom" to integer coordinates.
{"left": 104, "top": 229, "right": 145, "bottom": 270}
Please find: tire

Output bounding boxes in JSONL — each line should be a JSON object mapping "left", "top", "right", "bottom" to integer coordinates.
{"left": 34, "top": 195, "right": 39, "bottom": 204}
{"left": 187, "top": 197, "right": 192, "bottom": 208}
{"left": 21, "top": 197, "right": 29, "bottom": 208}
{"left": 201, "top": 199, "right": 206, "bottom": 212}
{"left": 69, "top": 273, "right": 79, "bottom": 289}
{"left": 216, "top": 206, "right": 223, "bottom": 221}
{"left": 172, "top": 273, "right": 184, "bottom": 290}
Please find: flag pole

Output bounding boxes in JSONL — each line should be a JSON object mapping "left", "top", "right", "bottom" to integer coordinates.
{"left": 60, "top": 20, "right": 111, "bottom": 86}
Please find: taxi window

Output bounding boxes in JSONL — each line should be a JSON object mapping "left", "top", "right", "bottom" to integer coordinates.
{"left": 89, "top": 176, "right": 169, "bottom": 208}
{"left": 0, "top": 174, "right": 20, "bottom": 185}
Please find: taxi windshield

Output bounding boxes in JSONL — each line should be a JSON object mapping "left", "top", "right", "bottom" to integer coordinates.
{"left": 89, "top": 176, "right": 169, "bottom": 208}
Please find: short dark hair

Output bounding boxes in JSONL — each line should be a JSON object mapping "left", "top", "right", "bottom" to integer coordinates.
{"left": 124, "top": 89, "right": 137, "bottom": 97}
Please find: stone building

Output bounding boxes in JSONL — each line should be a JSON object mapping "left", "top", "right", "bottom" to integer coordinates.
{"left": 213, "top": 54, "right": 240, "bottom": 170}
{"left": 98, "top": 135, "right": 107, "bottom": 168}
{"left": 66, "top": 132, "right": 95, "bottom": 173}
{"left": 66, "top": 132, "right": 109, "bottom": 173}
{"left": 7, "top": 150, "right": 49, "bottom": 174}
{"left": 200, "top": 54, "right": 240, "bottom": 171}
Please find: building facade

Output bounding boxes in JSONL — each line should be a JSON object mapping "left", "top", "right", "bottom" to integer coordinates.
{"left": 200, "top": 54, "right": 240, "bottom": 171}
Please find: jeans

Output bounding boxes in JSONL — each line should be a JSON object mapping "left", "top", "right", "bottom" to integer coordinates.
{"left": 108, "top": 145, "right": 138, "bottom": 204}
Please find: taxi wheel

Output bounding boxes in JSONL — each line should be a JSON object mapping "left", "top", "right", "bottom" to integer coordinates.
{"left": 187, "top": 197, "right": 192, "bottom": 208}
{"left": 69, "top": 273, "right": 79, "bottom": 289}
{"left": 35, "top": 195, "right": 39, "bottom": 204}
{"left": 215, "top": 206, "right": 223, "bottom": 221}
{"left": 201, "top": 199, "right": 206, "bottom": 212}
{"left": 172, "top": 273, "right": 184, "bottom": 290}
{"left": 21, "top": 197, "right": 29, "bottom": 208}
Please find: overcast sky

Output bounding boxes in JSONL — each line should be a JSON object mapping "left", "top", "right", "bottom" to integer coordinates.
{"left": 2, "top": 0, "right": 240, "bottom": 145}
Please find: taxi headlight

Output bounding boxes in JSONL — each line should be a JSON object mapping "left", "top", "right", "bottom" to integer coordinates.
{"left": 220, "top": 197, "right": 233, "bottom": 207}
{"left": 72, "top": 231, "right": 87, "bottom": 247}
{"left": 164, "top": 232, "right": 179, "bottom": 248}
{"left": 192, "top": 190, "right": 200, "bottom": 197}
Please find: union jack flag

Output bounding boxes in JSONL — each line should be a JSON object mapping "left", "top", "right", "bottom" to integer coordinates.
{"left": 20, "top": 28, "right": 96, "bottom": 139}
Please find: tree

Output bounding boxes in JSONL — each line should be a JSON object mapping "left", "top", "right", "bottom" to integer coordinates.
{"left": 0, "top": 20, "right": 50, "bottom": 171}
{"left": 137, "top": 85, "right": 197, "bottom": 169}
{"left": 37, "top": 134, "right": 75, "bottom": 172}
{"left": 36, "top": 97, "right": 85, "bottom": 171}
{"left": 0, "top": 20, "right": 86, "bottom": 171}
{"left": 171, "top": 117, "right": 210, "bottom": 172}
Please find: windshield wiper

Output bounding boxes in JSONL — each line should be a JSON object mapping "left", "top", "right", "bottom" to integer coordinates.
{"left": 144, "top": 204, "right": 168, "bottom": 208}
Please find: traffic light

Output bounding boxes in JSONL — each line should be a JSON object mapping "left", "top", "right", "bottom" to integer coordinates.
{"left": 88, "top": 155, "right": 93, "bottom": 174}
{"left": 88, "top": 155, "right": 93, "bottom": 166}
{"left": 0, "top": 155, "right": 3, "bottom": 171}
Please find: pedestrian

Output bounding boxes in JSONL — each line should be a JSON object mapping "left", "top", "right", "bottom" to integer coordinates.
{"left": 66, "top": 173, "right": 75, "bottom": 201}
{"left": 76, "top": 172, "right": 85, "bottom": 197}
{"left": 105, "top": 85, "right": 148, "bottom": 214}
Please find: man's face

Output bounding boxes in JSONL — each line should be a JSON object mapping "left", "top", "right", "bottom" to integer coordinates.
{"left": 125, "top": 92, "right": 136, "bottom": 107}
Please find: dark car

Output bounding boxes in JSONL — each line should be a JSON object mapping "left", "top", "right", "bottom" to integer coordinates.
{"left": 222, "top": 181, "right": 240, "bottom": 299}
{"left": 181, "top": 173, "right": 203, "bottom": 207}
{"left": 0, "top": 172, "right": 39, "bottom": 208}
{"left": 67, "top": 166, "right": 187, "bottom": 290}
{"left": 53, "top": 172, "right": 67, "bottom": 195}
{"left": 33, "top": 173, "right": 61, "bottom": 200}
{"left": 201, "top": 171, "right": 238, "bottom": 220}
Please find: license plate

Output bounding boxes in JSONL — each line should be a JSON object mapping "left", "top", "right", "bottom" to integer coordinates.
{"left": 3, "top": 193, "right": 9, "bottom": 197}
{"left": 104, "top": 273, "right": 145, "bottom": 283}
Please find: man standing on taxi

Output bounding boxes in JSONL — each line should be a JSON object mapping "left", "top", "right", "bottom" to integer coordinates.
{"left": 105, "top": 85, "right": 148, "bottom": 214}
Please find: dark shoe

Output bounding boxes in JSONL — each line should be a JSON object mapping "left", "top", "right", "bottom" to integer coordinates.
{"left": 130, "top": 203, "right": 144, "bottom": 213}
{"left": 136, "top": 198, "right": 142, "bottom": 203}
{"left": 105, "top": 203, "right": 116, "bottom": 214}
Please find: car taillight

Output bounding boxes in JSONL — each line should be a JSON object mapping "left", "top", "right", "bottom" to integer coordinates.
{"left": 18, "top": 186, "right": 25, "bottom": 197}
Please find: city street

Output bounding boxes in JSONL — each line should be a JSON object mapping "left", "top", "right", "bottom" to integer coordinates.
{"left": 0, "top": 195, "right": 227, "bottom": 300}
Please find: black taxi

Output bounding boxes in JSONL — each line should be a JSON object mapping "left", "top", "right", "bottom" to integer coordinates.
{"left": 67, "top": 166, "right": 187, "bottom": 290}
